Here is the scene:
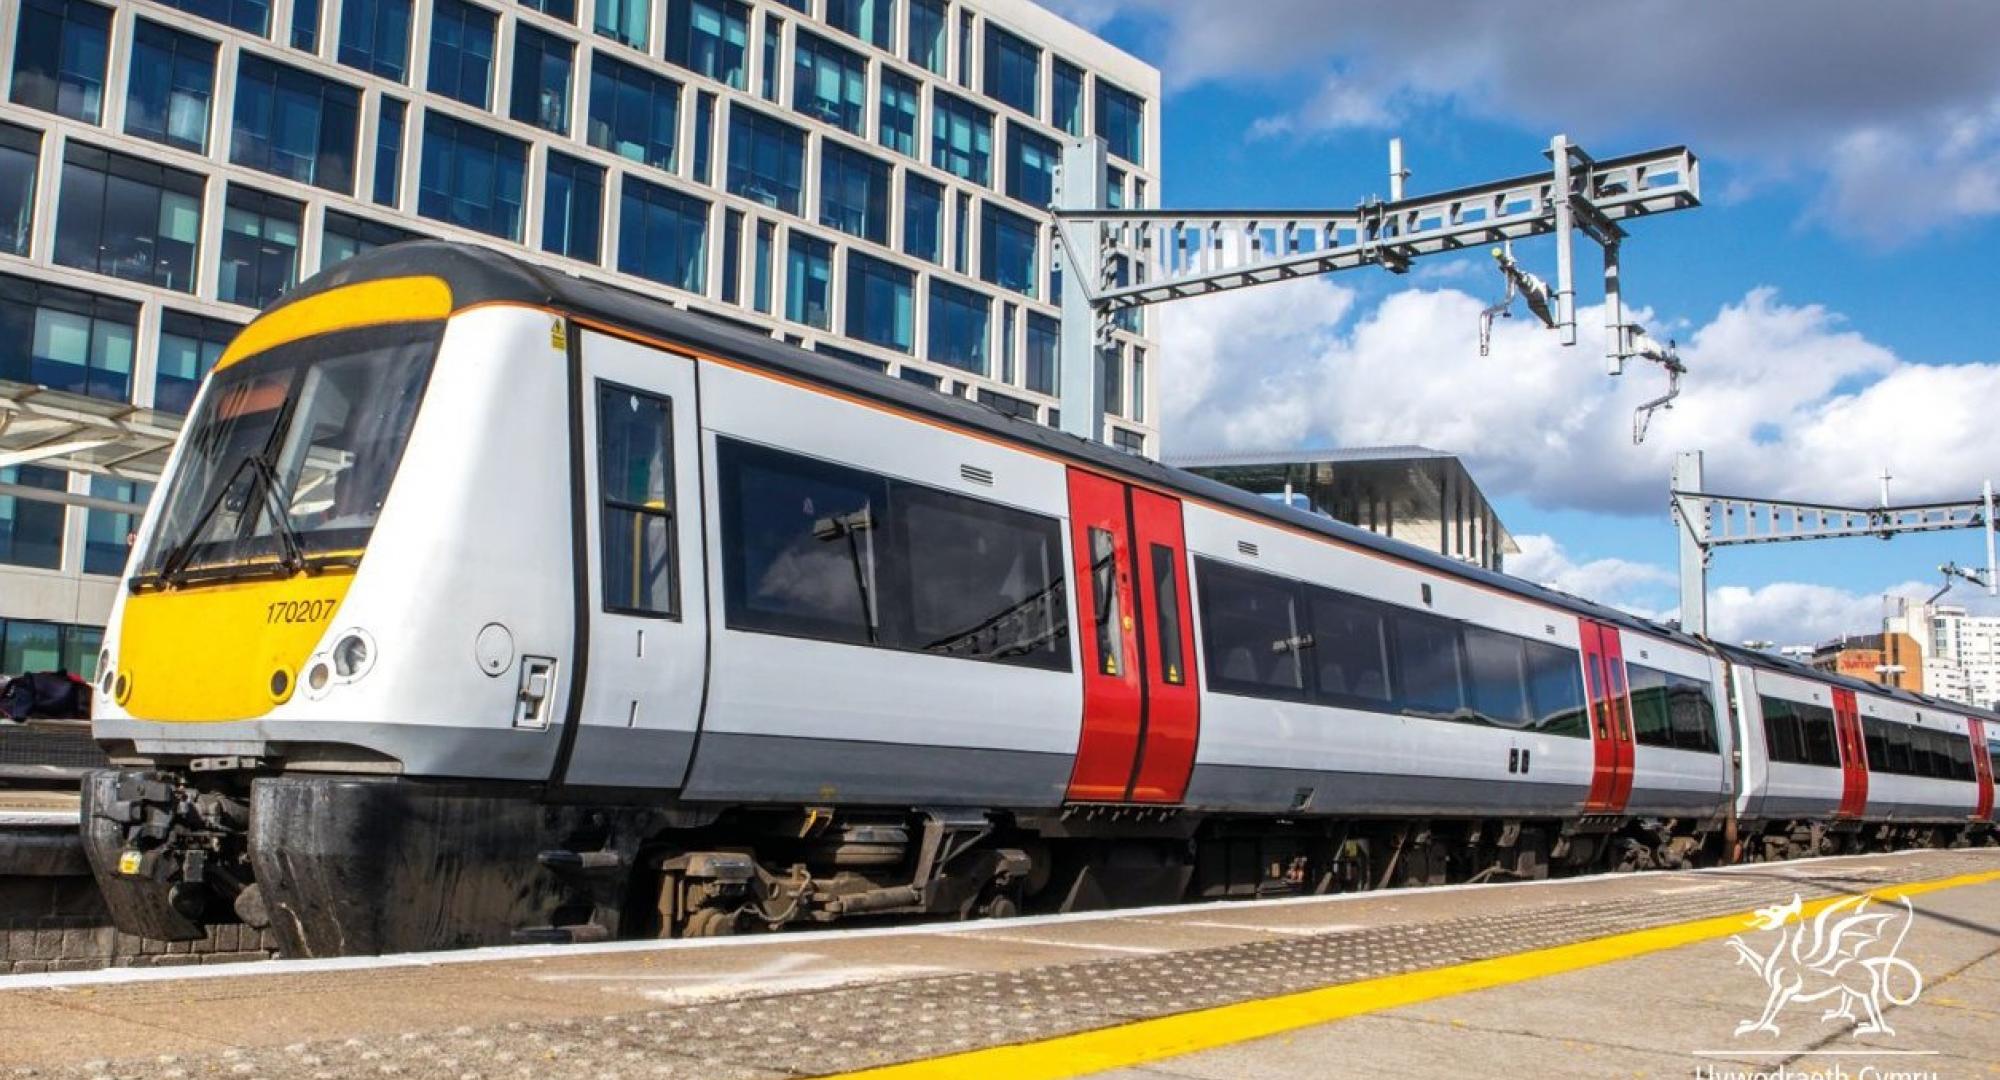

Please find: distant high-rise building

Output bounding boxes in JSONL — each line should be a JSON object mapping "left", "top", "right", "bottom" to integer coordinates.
{"left": 1885, "top": 599, "right": 2000, "bottom": 709}
{"left": 0, "top": 0, "right": 1161, "bottom": 677}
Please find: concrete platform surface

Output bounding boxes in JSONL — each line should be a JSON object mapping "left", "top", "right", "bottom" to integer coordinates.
{"left": 0, "top": 848, "right": 1992, "bottom": 1079}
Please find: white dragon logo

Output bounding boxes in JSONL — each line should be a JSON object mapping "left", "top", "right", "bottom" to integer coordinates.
{"left": 1727, "top": 893, "right": 1924, "bottom": 1038}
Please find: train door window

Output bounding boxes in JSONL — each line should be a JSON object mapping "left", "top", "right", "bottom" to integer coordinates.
{"left": 1862, "top": 718, "right": 1889, "bottom": 771}
{"left": 1625, "top": 664, "right": 1672, "bottom": 747}
{"left": 1087, "top": 527, "right": 1123, "bottom": 676}
{"left": 718, "top": 438, "right": 886, "bottom": 645}
{"left": 1886, "top": 723, "right": 1913, "bottom": 774}
{"left": 1523, "top": 640, "right": 1587, "bottom": 738}
{"left": 1463, "top": 626, "right": 1530, "bottom": 729}
{"left": 1797, "top": 703, "right": 1840, "bottom": 767}
{"left": 1667, "top": 673, "right": 1718, "bottom": 753}
{"left": 898, "top": 484, "right": 1067, "bottom": 669}
{"left": 1307, "top": 587, "right": 1392, "bottom": 709}
{"left": 596, "top": 384, "right": 678, "bottom": 616}
{"left": 1392, "top": 610, "right": 1465, "bottom": 721}
{"left": 1196, "top": 558, "right": 1306, "bottom": 700}
{"left": 1760, "top": 696, "right": 1802, "bottom": 764}
{"left": 1149, "top": 544, "right": 1184, "bottom": 684}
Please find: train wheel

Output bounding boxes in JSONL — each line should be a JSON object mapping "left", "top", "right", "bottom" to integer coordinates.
{"left": 983, "top": 895, "right": 1019, "bottom": 920}
{"left": 686, "top": 907, "right": 741, "bottom": 937}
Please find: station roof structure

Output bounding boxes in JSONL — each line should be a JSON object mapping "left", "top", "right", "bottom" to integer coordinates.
{"left": 0, "top": 382, "right": 183, "bottom": 512}
{"left": 1169, "top": 446, "right": 1518, "bottom": 572}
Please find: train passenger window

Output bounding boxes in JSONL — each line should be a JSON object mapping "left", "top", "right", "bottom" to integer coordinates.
{"left": 1886, "top": 723, "right": 1913, "bottom": 774}
{"left": 1088, "top": 528, "right": 1123, "bottom": 676}
{"left": 1196, "top": 558, "right": 1306, "bottom": 700}
{"left": 1948, "top": 735, "right": 1974, "bottom": 781}
{"left": 1523, "top": 641, "right": 1587, "bottom": 738}
{"left": 1307, "top": 588, "right": 1393, "bottom": 708}
{"left": 1912, "top": 730, "right": 1940, "bottom": 778}
{"left": 1392, "top": 611, "right": 1465, "bottom": 721}
{"left": 1667, "top": 672, "right": 1719, "bottom": 754}
{"left": 1149, "top": 545, "right": 1185, "bottom": 684}
{"left": 1625, "top": 665, "right": 1673, "bottom": 748}
{"left": 901, "top": 485, "right": 1068, "bottom": 669}
{"left": 1760, "top": 696, "right": 1803, "bottom": 764}
{"left": 1797, "top": 703, "right": 1840, "bottom": 768}
{"left": 596, "top": 384, "right": 678, "bottom": 617}
{"left": 1862, "top": 718, "right": 1889, "bottom": 771}
{"left": 719, "top": 439, "right": 885, "bottom": 645}
{"left": 1463, "top": 627, "right": 1530, "bottom": 728}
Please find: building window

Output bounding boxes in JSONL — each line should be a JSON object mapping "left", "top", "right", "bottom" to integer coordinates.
{"left": 589, "top": 54, "right": 681, "bottom": 171}
{"left": 1097, "top": 79, "right": 1144, "bottom": 165}
{"left": 785, "top": 231, "right": 831, "bottom": 329}
{"left": 928, "top": 280, "right": 988, "bottom": 375}
{"left": 154, "top": 0, "right": 268, "bottom": 35}
{"left": 667, "top": 0, "right": 748, "bottom": 90}
{"left": 1025, "top": 310, "right": 1057, "bottom": 394}
{"left": 594, "top": 0, "right": 649, "bottom": 50}
{"left": 903, "top": 173, "right": 941, "bottom": 263}
{"left": 0, "top": 618, "right": 107, "bottom": 676}
{"left": 1051, "top": 58, "right": 1082, "bottom": 136}
{"left": 1105, "top": 164, "right": 1124, "bottom": 209}
{"left": 721, "top": 208, "right": 742, "bottom": 303}
{"left": 418, "top": 112, "right": 526, "bottom": 240}
{"left": 523, "top": 0, "right": 577, "bottom": 20}
{"left": 1006, "top": 122, "right": 1056, "bottom": 208}
{"left": 931, "top": 91, "right": 991, "bottom": 185}
{"left": 907, "top": 0, "right": 945, "bottom": 75}
{"left": 979, "top": 202, "right": 1037, "bottom": 298}
{"left": 846, "top": 251, "right": 911, "bottom": 352}
{"left": 0, "top": 465, "right": 66, "bottom": 570}
{"left": 510, "top": 24, "right": 574, "bottom": 134}
{"left": 0, "top": 274, "right": 134, "bottom": 401}
{"left": 792, "top": 31, "right": 866, "bottom": 135}
{"left": 1101, "top": 344, "right": 1122, "bottom": 417}
{"left": 321, "top": 209, "right": 417, "bottom": 271}
{"left": 543, "top": 150, "right": 603, "bottom": 262}
{"left": 54, "top": 144, "right": 201, "bottom": 293}
{"left": 1130, "top": 347, "right": 1145, "bottom": 423}
{"left": 955, "top": 9, "right": 973, "bottom": 87}
{"left": 291, "top": 0, "right": 321, "bottom": 50}
{"left": 1112, "top": 428, "right": 1145, "bottom": 456}
{"left": 84, "top": 475, "right": 151, "bottom": 576}
{"left": 725, "top": 109, "right": 804, "bottom": 214}
{"left": 752, "top": 219, "right": 773, "bottom": 312}
{"left": 374, "top": 97, "right": 406, "bottom": 206}
{"left": 952, "top": 190, "right": 969, "bottom": 274}
{"left": 819, "top": 143, "right": 889, "bottom": 245}
{"left": 338, "top": 0, "right": 412, "bottom": 82}
{"left": 125, "top": 21, "right": 216, "bottom": 155}
{"left": 218, "top": 185, "right": 302, "bottom": 309}
{"left": 692, "top": 91, "right": 716, "bottom": 183}
{"left": 899, "top": 365, "right": 938, "bottom": 390}
{"left": 759, "top": 13, "right": 781, "bottom": 101}
{"left": 597, "top": 384, "right": 678, "bottom": 616}
{"left": 875, "top": 70, "right": 919, "bottom": 158}
{"left": 0, "top": 123, "right": 40, "bottom": 257}
{"left": 153, "top": 310, "right": 236, "bottom": 414}
{"left": 10, "top": 0, "right": 112, "bottom": 124}
{"left": 825, "top": 0, "right": 892, "bottom": 49}
{"left": 231, "top": 54, "right": 361, "bottom": 194}
{"left": 617, "top": 176, "right": 708, "bottom": 292}
{"left": 428, "top": 0, "right": 498, "bottom": 108}
{"left": 983, "top": 26, "right": 1038, "bottom": 116}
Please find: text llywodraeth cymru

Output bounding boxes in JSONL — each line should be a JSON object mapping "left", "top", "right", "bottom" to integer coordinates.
{"left": 1695, "top": 1064, "right": 1940, "bottom": 1080}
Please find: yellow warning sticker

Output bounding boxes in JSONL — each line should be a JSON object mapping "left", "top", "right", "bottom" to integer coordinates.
{"left": 117, "top": 850, "right": 142, "bottom": 876}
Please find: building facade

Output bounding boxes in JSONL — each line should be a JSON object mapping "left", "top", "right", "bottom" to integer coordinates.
{"left": 1169, "top": 446, "right": 1519, "bottom": 572}
{"left": 1886, "top": 600, "right": 2000, "bottom": 709}
{"left": 0, "top": 0, "right": 1162, "bottom": 677}
{"left": 1807, "top": 631, "right": 1924, "bottom": 693}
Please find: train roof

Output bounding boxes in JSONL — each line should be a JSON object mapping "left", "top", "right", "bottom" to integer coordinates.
{"left": 277, "top": 242, "right": 1939, "bottom": 689}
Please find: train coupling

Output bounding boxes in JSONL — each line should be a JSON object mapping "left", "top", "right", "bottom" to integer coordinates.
{"left": 80, "top": 768, "right": 255, "bottom": 941}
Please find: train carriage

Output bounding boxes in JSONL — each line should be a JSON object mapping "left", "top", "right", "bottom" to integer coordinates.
{"left": 77, "top": 243, "right": 1997, "bottom": 957}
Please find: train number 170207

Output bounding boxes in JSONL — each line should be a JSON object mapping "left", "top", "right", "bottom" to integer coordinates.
{"left": 267, "top": 599, "right": 337, "bottom": 624}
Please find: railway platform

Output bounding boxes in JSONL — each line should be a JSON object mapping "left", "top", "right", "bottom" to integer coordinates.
{"left": 0, "top": 848, "right": 1994, "bottom": 1079}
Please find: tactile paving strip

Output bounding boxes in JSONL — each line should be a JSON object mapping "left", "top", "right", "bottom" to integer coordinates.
{"left": 37, "top": 850, "right": 1999, "bottom": 1080}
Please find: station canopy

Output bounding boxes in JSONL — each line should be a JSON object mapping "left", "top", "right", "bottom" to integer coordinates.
{"left": 0, "top": 381, "right": 183, "bottom": 511}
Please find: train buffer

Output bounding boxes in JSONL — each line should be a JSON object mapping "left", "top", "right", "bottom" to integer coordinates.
{"left": 0, "top": 847, "right": 1994, "bottom": 1079}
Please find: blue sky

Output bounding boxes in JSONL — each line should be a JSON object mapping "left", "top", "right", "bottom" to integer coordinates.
{"left": 1049, "top": 0, "right": 2000, "bottom": 644}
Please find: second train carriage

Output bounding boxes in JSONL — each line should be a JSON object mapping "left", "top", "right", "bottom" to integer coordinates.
{"left": 78, "top": 244, "right": 1998, "bottom": 957}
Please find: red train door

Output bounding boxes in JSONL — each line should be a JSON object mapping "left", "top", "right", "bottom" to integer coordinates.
{"left": 1579, "top": 620, "right": 1635, "bottom": 813}
{"left": 1064, "top": 470, "right": 1200, "bottom": 804}
{"left": 1969, "top": 718, "right": 1995, "bottom": 822}
{"left": 1831, "top": 689, "right": 1868, "bottom": 820}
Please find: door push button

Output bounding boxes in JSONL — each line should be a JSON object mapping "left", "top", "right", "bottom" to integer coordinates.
{"left": 514, "top": 657, "right": 558, "bottom": 730}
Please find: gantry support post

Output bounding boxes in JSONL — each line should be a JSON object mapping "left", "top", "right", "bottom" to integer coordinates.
{"left": 1055, "top": 137, "right": 1109, "bottom": 442}
{"left": 1675, "top": 451, "right": 1709, "bottom": 636}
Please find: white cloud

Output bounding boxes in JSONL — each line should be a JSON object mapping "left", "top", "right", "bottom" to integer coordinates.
{"left": 1048, "top": 0, "right": 2000, "bottom": 243}
{"left": 1159, "top": 281, "right": 2000, "bottom": 515}
{"left": 1507, "top": 534, "right": 1672, "bottom": 610}
{"left": 1705, "top": 581, "right": 1934, "bottom": 649}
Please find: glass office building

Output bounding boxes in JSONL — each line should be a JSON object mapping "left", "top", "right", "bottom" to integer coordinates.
{"left": 0, "top": 0, "right": 1161, "bottom": 667}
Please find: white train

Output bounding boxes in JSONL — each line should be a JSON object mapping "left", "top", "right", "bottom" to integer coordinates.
{"left": 79, "top": 244, "right": 1999, "bottom": 956}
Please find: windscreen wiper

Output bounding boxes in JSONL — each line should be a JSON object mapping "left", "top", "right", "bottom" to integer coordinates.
{"left": 246, "top": 455, "right": 307, "bottom": 573}
{"left": 155, "top": 453, "right": 261, "bottom": 587}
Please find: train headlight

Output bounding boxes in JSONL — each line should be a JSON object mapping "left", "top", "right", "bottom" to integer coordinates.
{"left": 97, "top": 651, "right": 115, "bottom": 696}
{"left": 331, "top": 630, "right": 375, "bottom": 680}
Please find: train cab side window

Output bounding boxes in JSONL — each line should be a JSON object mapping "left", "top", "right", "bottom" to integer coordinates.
{"left": 1523, "top": 640, "right": 1588, "bottom": 739}
{"left": 1392, "top": 611, "right": 1466, "bottom": 722}
{"left": 1149, "top": 544, "right": 1185, "bottom": 684}
{"left": 719, "top": 439, "right": 885, "bottom": 645}
{"left": 1462, "top": 626, "right": 1530, "bottom": 729}
{"left": 597, "top": 384, "right": 679, "bottom": 617}
{"left": 1088, "top": 528, "right": 1123, "bottom": 676}
{"left": 1195, "top": 558, "right": 1306, "bottom": 700}
{"left": 900, "top": 484, "right": 1068, "bottom": 669}
{"left": 1307, "top": 587, "right": 1392, "bottom": 708}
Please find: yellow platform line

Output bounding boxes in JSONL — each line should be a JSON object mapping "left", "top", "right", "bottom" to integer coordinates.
{"left": 829, "top": 867, "right": 2000, "bottom": 1080}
